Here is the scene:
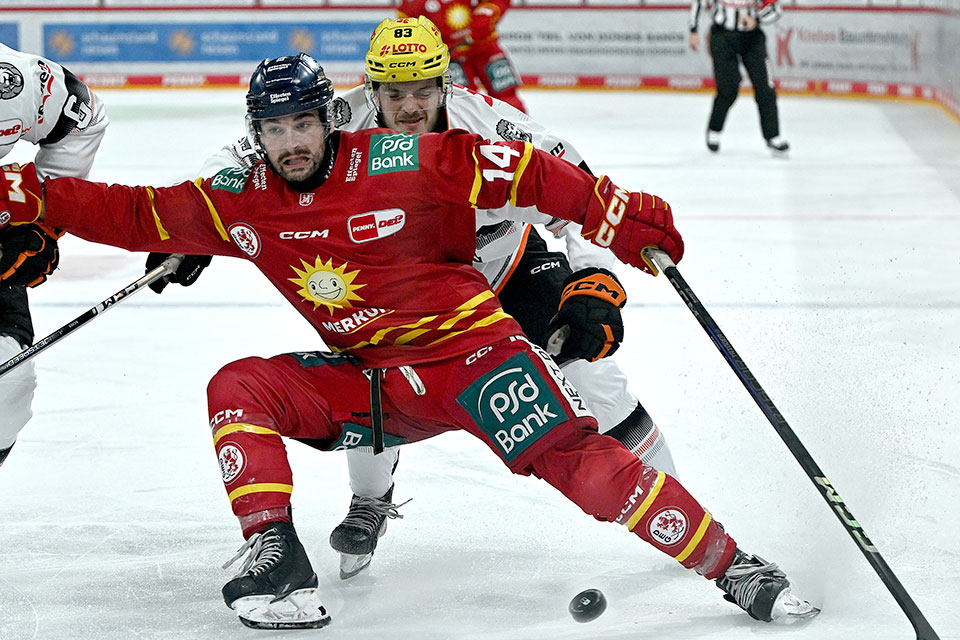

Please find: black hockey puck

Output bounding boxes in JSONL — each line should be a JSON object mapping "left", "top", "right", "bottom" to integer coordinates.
{"left": 568, "top": 588, "right": 607, "bottom": 623}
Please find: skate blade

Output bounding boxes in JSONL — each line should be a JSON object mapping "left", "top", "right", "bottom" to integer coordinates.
{"left": 771, "top": 589, "right": 820, "bottom": 623}
{"left": 234, "top": 588, "right": 331, "bottom": 630}
{"left": 339, "top": 552, "right": 374, "bottom": 580}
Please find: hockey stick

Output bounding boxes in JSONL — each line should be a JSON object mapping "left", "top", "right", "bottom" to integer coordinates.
{"left": 641, "top": 247, "right": 940, "bottom": 640}
{"left": 0, "top": 254, "right": 183, "bottom": 380}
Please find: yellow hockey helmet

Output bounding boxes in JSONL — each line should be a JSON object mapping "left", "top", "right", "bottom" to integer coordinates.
{"left": 365, "top": 16, "right": 450, "bottom": 83}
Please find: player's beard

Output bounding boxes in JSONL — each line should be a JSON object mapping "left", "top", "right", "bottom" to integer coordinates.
{"left": 272, "top": 145, "right": 324, "bottom": 183}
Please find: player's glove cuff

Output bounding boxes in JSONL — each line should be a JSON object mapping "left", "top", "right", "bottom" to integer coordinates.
{"left": 0, "top": 163, "right": 44, "bottom": 229}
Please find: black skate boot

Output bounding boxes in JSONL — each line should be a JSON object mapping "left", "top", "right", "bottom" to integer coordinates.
{"left": 0, "top": 444, "right": 12, "bottom": 467}
{"left": 329, "top": 485, "right": 408, "bottom": 579}
{"left": 716, "top": 549, "right": 819, "bottom": 622}
{"left": 766, "top": 136, "right": 790, "bottom": 155}
{"left": 221, "top": 521, "right": 330, "bottom": 630}
{"left": 706, "top": 129, "right": 721, "bottom": 152}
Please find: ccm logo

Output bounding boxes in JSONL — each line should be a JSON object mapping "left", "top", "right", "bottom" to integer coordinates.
{"left": 348, "top": 209, "right": 405, "bottom": 243}
{"left": 466, "top": 345, "right": 493, "bottom": 365}
{"left": 279, "top": 229, "right": 329, "bottom": 240}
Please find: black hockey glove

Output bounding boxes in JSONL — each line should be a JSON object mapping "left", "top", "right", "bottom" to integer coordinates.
{"left": 545, "top": 267, "right": 626, "bottom": 363}
{"left": 145, "top": 252, "right": 212, "bottom": 294}
{"left": 0, "top": 223, "right": 62, "bottom": 288}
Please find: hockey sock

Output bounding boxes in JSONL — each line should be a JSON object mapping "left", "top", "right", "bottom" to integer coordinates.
{"left": 617, "top": 469, "right": 736, "bottom": 579}
{"left": 240, "top": 507, "right": 293, "bottom": 539}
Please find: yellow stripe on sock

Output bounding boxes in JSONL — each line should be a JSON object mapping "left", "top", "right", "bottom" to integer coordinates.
{"left": 213, "top": 423, "right": 280, "bottom": 446}
{"left": 625, "top": 471, "right": 665, "bottom": 531}
{"left": 674, "top": 511, "right": 713, "bottom": 563}
{"left": 228, "top": 483, "right": 293, "bottom": 502}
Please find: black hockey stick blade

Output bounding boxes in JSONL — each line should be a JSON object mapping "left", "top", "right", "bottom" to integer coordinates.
{"left": 0, "top": 254, "right": 184, "bottom": 380}
{"left": 641, "top": 247, "right": 940, "bottom": 640}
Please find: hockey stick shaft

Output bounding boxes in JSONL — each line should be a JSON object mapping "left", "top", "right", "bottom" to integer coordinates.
{"left": 0, "top": 255, "right": 183, "bottom": 380}
{"left": 641, "top": 248, "right": 939, "bottom": 640}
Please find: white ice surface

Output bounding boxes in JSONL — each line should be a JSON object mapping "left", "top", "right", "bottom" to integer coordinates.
{"left": 1, "top": 89, "right": 958, "bottom": 640}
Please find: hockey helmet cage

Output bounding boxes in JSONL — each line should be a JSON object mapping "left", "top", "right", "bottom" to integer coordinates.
{"left": 246, "top": 52, "right": 335, "bottom": 122}
{"left": 365, "top": 17, "right": 450, "bottom": 83}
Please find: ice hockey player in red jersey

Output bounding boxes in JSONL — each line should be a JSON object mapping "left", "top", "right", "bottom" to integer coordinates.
{"left": 205, "top": 16, "right": 680, "bottom": 582}
{"left": 0, "top": 53, "right": 818, "bottom": 630}
{"left": 399, "top": 0, "right": 526, "bottom": 111}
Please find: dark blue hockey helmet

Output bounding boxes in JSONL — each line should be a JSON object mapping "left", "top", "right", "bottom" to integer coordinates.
{"left": 246, "top": 53, "right": 334, "bottom": 122}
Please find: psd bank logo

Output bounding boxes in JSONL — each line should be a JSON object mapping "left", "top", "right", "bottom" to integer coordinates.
{"left": 368, "top": 133, "right": 419, "bottom": 175}
{"left": 457, "top": 352, "right": 568, "bottom": 463}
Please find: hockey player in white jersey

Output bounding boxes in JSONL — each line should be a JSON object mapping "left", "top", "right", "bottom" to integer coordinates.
{"left": 0, "top": 43, "right": 108, "bottom": 466}
{"left": 0, "top": 44, "right": 208, "bottom": 467}
{"left": 202, "top": 16, "right": 678, "bottom": 580}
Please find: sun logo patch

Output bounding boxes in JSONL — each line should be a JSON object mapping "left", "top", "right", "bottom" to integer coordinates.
{"left": 446, "top": 4, "right": 470, "bottom": 29}
{"left": 289, "top": 256, "right": 366, "bottom": 312}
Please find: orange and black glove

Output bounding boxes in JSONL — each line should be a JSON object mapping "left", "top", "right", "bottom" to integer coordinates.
{"left": 546, "top": 267, "right": 627, "bottom": 363}
{"left": 0, "top": 223, "right": 62, "bottom": 287}
{"left": 0, "top": 162, "right": 43, "bottom": 230}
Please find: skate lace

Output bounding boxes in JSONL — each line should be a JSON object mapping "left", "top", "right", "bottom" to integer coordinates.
{"left": 222, "top": 528, "right": 285, "bottom": 577}
{"left": 340, "top": 495, "right": 411, "bottom": 534}
{"left": 720, "top": 556, "right": 781, "bottom": 609}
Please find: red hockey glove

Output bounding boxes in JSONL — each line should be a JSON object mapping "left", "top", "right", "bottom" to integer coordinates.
{"left": 546, "top": 267, "right": 627, "bottom": 363}
{"left": 470, "top": 2, "right": 501, "bottom": 43}
{"left": 581, "top": 176, "right": 683, "bottom": 274}
{"left": 0, "top": 162, "right": 43, "bottom": 230}
{"left": 0, "top": 223, "right": 62, "bottom": 287}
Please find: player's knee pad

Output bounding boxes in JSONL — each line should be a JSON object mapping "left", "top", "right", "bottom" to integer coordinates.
{"left": 617, "top": 470, "right": 736, "bottom": 579}
{"left": 207, "top": 356, "right": 263, "bottom": 406}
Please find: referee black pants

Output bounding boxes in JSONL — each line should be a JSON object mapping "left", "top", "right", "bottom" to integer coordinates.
{"left": 708, "top": 25, "right": 780, "bottom": 140}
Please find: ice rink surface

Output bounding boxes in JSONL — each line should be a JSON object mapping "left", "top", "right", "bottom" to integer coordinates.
{"left": 1, "top": 88, "right": 958, "bottom": 639}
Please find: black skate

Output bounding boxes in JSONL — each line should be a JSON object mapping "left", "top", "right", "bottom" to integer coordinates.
{"left": 0, "top": 444, "right": 12, "bottom": 467}
{"left": 706, "top": 129, "right": 721, "bottom": 152}
{"left": 329, "top": 486, "right": 408, "bottom": 579}
{"left": 221, "top": 521, "right": 330, "bottom": 630}
{"left": 766, "top": 136, "right": 790, "bottom": 155}
{"left": 717, "top": 549, "right": 819, "bottom": 622}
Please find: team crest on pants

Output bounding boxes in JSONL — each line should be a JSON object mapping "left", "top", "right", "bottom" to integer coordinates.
{"left": 218, "top": 444, "right": 247, "bottom": 483}
{"left": 457, "top": 352, "right": 568, "bottom": 463}
{"left": 648, "top": 508, "right": 688, "bottom": 546}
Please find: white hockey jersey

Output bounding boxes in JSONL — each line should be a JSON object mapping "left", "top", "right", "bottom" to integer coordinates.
{"left": 201, "top": 84, "right": 614, "bottom": 291}
{"left": 0, "top": 43, "right": 108, "bottom": 179}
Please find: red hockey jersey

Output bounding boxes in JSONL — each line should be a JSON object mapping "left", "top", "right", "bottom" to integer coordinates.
{"left": 42, "top": 128, "right": 604, "bottom": 369}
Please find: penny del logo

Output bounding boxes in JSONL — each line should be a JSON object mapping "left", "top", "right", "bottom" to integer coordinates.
{"left": 348, "top": 208, "right": 405, "bottom": 243}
